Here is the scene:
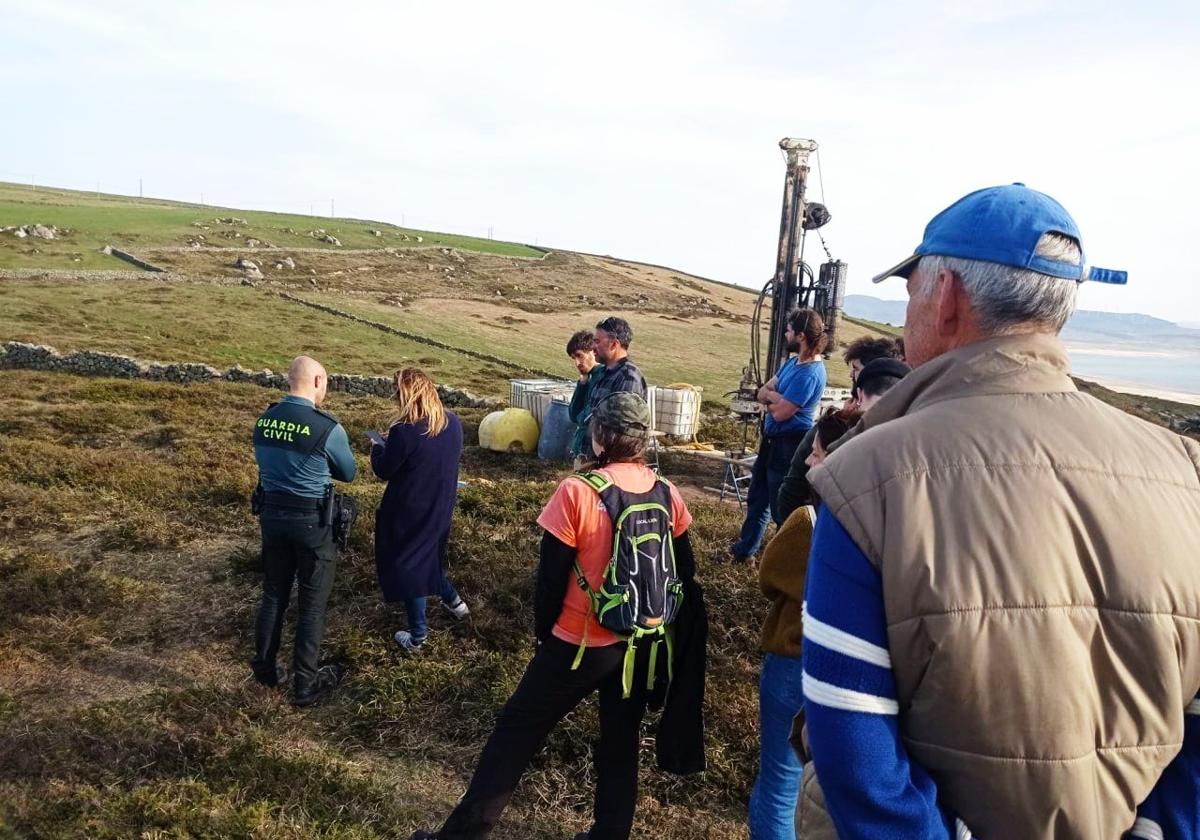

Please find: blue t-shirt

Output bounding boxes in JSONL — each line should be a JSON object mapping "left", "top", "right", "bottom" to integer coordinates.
{"left": 764, "top": 357, "right": 826, "bottom": 436}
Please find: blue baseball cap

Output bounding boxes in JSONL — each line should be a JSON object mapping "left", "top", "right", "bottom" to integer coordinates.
{"left": 871, "top": 183, "right": 1127, "bottom": 286}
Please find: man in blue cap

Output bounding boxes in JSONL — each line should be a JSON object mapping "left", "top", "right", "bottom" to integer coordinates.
{"left": 795, "top": 185, "right": 1200, "bottom": 839}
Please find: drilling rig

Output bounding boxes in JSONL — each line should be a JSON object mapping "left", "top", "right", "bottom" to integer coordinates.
{"left": 730, "top": 137, "right": 846, "bottom": 449}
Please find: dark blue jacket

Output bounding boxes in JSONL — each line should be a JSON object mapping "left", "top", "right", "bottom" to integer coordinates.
{"left": 371, "top": 413, "right": 463, "bottom": 601}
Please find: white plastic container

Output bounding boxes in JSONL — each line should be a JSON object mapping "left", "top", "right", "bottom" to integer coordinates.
{"left": 509, "top": 379, "right": 564, "bottom": 410}
{"left": 654, "top": 386, "right": 702, "bottom": 437}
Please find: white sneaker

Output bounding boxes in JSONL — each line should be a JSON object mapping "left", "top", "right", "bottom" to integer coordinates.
{"left": 445, "top": 598, "right": 470, "bottom": 620}
{"left": 394, "top": 630, "right": 425, "bottom": 652}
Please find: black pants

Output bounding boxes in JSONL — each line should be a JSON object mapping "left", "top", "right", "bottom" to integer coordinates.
{"left": 440, "top": 637, "right": 653, "bottom": 840}
{"left": 251, "top": 507, "right": 337, "bottom": 692}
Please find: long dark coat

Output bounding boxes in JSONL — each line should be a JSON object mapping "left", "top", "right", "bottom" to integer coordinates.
{"left": 371, "top": 413, "right": 463, "bottom": 602}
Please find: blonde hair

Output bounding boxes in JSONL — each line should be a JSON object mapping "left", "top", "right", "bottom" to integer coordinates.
{"left": 391, "top": 368, "right": 447, "bottom": 436}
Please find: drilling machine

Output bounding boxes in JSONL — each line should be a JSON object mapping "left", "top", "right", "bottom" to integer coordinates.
{"left": 730, "top": 137, "right": 847, "bottom": 454}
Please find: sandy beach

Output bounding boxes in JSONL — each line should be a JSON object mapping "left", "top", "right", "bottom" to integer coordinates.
{"left": 1078, "top": 375, "right": 1200, "bottom": 407}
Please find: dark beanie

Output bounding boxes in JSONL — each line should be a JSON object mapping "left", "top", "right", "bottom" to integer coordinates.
{"left": 854, "top": 357, "right": 911, "bottom": 398}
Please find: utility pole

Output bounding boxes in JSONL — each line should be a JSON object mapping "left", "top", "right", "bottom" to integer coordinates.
{"left": 139, "top": 178, "right": 143, "bottom": 198}
{"left": 488, "top": 226, "right": 494, "bottom": 240}
{"left": 310, "top": 202, "right": 314, "bottom": 216}
{"left": 330, "top": 198, "right": 335, "bottom": 218}
{"left": 201, "top": 192, "right": 205, "bottom": 205}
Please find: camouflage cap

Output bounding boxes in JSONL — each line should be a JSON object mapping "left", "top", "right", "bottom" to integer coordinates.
{"left": 593, "top": 392, "right": 651, "bottom": 434}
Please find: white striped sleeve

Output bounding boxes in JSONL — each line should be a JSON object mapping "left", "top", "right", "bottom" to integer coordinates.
{"left": 802, "top": 671, "right": 900, "bottom": 715}
{"left": 1129, "top": 816, "right": 1165, "bottom": 840}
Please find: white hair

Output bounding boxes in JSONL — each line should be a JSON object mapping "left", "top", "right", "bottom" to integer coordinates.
{"left": 917, "top": 233, "right": 1081, "bottom": 334}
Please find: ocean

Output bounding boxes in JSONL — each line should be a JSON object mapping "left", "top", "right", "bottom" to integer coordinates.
{"left": 1067, "top": 347, "right": 1200, "bottom": 404}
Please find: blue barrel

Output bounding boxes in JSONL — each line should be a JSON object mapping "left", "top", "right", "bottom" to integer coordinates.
{"left": 538, "top": 398, "right": 574, "bottom": 461}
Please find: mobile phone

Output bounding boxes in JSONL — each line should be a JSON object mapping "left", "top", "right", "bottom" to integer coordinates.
{"left": 367, "top": 430, "right": 385, "bottom": 447}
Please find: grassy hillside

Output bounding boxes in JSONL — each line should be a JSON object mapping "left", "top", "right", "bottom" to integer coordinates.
{"left": 0, "top": 182, "right": 543, "bottom": 271}
{"left": 0, "top": 184, "right": 878, "bottom": 397}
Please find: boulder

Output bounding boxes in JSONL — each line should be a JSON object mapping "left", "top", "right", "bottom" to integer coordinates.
{"left": 281, "top": 256, "right": 296, "bottom": 269}
{"left": 13, "top": 228, "right": 27, "bottom": 239}
{"left": 235, "top": 257, "right": 259, "bottom": 271}
{"left": 321, "top": 234, "right": 341, "bottom": 246}
{"left": 246, "top": 238, "right": 260, "bottom": 248}
{"left": 27, "top": 224, "right": 56, "bottom": 239}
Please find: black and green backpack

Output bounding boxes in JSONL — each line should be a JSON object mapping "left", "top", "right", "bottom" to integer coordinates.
{"left": 570, "top": 470, "right": 684, "bottom": 698}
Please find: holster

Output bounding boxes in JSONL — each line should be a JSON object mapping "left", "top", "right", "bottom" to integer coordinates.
{"left": 332, "top": 493, "right": 360, "bottom": 550}
{"left": 250, "top": 483, "right": 264, "bottom": 517}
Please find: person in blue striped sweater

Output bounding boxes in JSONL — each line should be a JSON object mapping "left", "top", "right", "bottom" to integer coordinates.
{"left": 797, "top": 184, "right": 1200, "bottom": 839}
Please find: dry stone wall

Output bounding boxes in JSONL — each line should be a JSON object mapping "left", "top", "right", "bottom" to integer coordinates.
{"left": 0, "top": 341, "right": 501, "bottom": 409}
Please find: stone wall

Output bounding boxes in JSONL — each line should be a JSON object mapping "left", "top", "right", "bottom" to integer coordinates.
{"left": 101, "top": 246, "right": 166, "bottom": 272}
{"left": 0, "top": 342, "right": 501, "bottom": 409}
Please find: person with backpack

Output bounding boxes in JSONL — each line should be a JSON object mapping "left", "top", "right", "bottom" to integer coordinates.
{"left": 409, "top": 392, "right": 703, "bottom": 840}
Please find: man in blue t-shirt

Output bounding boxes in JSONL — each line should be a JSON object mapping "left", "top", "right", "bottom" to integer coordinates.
{"left": 730, "top": 308, "right": 827, "bottom": 562}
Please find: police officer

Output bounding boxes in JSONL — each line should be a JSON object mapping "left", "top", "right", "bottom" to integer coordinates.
{"left": 251, "top": 355, "right": 357, "bottom": 706}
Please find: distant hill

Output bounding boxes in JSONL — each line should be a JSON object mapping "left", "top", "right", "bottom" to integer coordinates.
{"left": 844, "top": 294, "right": 1200, "bottom": 352}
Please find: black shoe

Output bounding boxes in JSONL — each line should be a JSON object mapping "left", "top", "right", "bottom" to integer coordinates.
{"left": 251, "top": 662, "right": 286, "bottom": 688}
{"left": 292, "top": 664, "right": 342, "bottom": 707}
{"left": 572, "top": 834, "right": 590, "bottom": 840}
{"left": 408, "top": 832, "right": 439, "bottom": 840}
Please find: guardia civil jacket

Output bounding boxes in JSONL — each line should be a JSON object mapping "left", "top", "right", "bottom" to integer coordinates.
{"left": 807, "top": 332, "right": 1200, "bottom": 838}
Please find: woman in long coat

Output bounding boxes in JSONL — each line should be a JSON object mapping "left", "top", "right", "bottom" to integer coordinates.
{"left": 370, "top": 367, "right": 467, "bottom": 651}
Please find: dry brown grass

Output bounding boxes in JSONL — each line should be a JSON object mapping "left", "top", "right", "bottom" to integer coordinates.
{"left": 0, "top": 370, "right": 762, "bottom": 840}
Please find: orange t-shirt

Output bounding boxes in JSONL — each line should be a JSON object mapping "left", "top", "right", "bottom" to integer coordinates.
{"left": 536, "top": 463, "right": 693, "bottom": 647}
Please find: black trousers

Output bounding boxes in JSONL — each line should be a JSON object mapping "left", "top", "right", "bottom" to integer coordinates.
{"left": 251, "top": 507, "right": 337, "bottom": 692}
{"left": 440, "top": 636, "right": 653, "bottom": 840}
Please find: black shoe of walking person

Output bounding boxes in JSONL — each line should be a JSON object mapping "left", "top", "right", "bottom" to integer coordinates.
{"left": 292, "top": 664, "right": 343, "bottom": 707}
{"left": 251, "top": 662, "right": 286, "bottom": 689}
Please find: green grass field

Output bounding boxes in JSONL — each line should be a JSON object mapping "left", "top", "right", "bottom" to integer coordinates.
{"left": 0, "top": 182, "right": 544, "bottom": 270}
{"left": 0, "top": 279, "right": 525, "bottom": 395}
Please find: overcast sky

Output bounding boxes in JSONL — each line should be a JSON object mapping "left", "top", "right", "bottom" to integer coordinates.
{"left": 4, "top": 0, "right": 1197, "bottom": 321}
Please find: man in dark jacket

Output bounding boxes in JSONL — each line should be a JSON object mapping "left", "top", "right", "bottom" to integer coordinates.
{"left": 589, "top": 316, "right": 648, "bottom": 412}
{"left": 251, "top": 355, "right": 356, "bottom": 706}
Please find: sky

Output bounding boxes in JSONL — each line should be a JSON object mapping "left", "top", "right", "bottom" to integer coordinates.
{"left": 3, "top": 0, "right": 1198, "bottom": 322}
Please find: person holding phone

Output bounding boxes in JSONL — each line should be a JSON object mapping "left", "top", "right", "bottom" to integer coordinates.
{"left": 369, "top": 368, "right": 468, "bottom": 652}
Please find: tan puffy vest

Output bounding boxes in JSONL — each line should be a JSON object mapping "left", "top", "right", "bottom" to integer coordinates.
{"left": 806, "top": 333, "right": 1200, "bottom": 839}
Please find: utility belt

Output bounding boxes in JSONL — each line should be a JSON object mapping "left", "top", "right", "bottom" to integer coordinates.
{"left": 251, "top": 485, "right": 358, "bottom": 549}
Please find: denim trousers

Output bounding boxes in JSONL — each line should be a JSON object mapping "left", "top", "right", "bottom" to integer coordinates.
{"left": 404, "top": 572, "right": 461, "bottom": 641}
{"left": 749, "top": 653, "right": 806, "bottom": 840}
{"left": 732, "top": 433, "right": 804, "bottom": 557}
{"left": 252, "top": 508, "right": 337, "bottom": 693}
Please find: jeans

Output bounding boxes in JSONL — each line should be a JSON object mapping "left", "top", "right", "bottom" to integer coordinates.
{"left": 749, "top": 653, "right": 806, "bottom": 840}
{"left": 404, "top": 573, "right": 462, "bottom": 642}
{"left": 439, "top": 637, "right": 652, "bottom": 840}
{"left": 732, "top": 433, "right": 804, "bottom": 557}
{"left": 252, "top": 507, "right": 337, "bottom": 693}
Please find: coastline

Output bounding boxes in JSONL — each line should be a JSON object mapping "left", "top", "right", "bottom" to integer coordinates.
{"left": 1076, "top": 375, "right": 1200, "bottom": 407}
